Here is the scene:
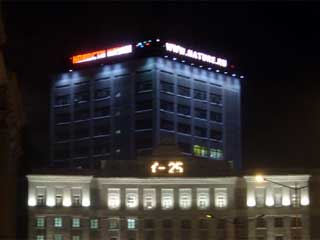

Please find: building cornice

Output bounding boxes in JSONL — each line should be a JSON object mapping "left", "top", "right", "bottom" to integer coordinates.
{"left": 27, "top": 175, "right": 93, "bottom": 183}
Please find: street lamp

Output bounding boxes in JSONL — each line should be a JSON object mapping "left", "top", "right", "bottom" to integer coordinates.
{"left": 255, "top": 174, "right": 308, "bottom": 207}
{"left": 255, "top": 174, "right": 308, "bottom": 239}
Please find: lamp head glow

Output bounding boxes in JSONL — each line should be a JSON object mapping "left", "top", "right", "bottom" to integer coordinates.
{"left": 63, "top": 198, "right": 72, "bottom": 207}
{"left": 255, "top": 175, "right": 265, "bottom": 183}
{"left": 205, "top": 214, "right": 214, "bottom": 219}
{"left": 28, "top": 198, "right": 36, "bottom": 207}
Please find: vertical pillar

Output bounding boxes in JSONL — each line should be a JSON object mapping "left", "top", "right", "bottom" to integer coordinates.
{"left": 46, "top": 186, "right": 55, "bottom": 207}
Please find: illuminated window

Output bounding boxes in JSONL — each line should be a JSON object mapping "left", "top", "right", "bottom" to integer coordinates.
{"left": 193, "top": 145, "right": 208, "bottom": 157}
{"left": 54, "top": 217, "right": 63, "bottom": 228}
{"left": 274, "top": 187, "right": 282, "bottom": 207}
{"left": 108, "top": 218, "right": 120, "bottom": 230}
{"left": 197, "top": 189, "right": 210, "bottom": 209}
{"left": 161, "top": 189, "right": 174, "bottom": 210}
{"left": 143, "top": 189, "right": 156, "bottom": 210}
{"left": 126, "top": 189, "right": 138, "bottom": 209}
{"left": 108, "top": 189, "right": 120, "bottom": 210}
{"left": 72, "top": 236, "right": 80, "bottom": 240}
{"left": 90, "top": 219, "right": 99, "bottom": 229}
{"left": 193, "top": 89, "right": 206, "bottom": 100}
{"left": 209, "top": 93, "right": 222, "bottom": 105}
{"left": 36, "top": 217, "right": 45, "bottom": 228}
{"left": 210, "top": 148, "right": 223, "bottom": 160}
{"left": 215, "top": 188, "right": 227, "bottom": 208}
{"left": 71, "top": 189, "right": 81, "bottom": 207}
{"left": 36, "top": 235, "right": 45, "bottom": 240}
{"left": 179, "top": 189, "right": 192, "bottom": 209}
{"left": 255, "top": 187, "right": 265, "bottom": 207}
{"left": 72, "top": 218, "right": 81, "bottom": 228}
{"left": 54, "top": 234, "right": 63, "bottom": 240}
{"left": 210, "top": 111, "right": 222, "bottom": 123}
{"left": 127, "top": 218, "right": 137, "bottom": 230}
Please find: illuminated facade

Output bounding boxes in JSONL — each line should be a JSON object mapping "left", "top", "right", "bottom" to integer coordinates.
{"left": 50, "top": 39, "right": 241, "bottom": 169}
{"left": 27, "top": 171, "right": 313, "bottom": 240}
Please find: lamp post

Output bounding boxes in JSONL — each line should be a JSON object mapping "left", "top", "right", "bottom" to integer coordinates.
{"left": 255, "top": 174, "right": 308, "bottom": 239}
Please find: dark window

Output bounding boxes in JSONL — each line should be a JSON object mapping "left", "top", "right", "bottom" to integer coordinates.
{"left": 181, "top": 219, "right": 191, "bottom": 229}
{"left": 74, "top": 123, "right": 89, "bottom": 138}
{"left": 194, "top": 89, "right": 206, "bottom": 100}
{"left": 275, "top": 237, "right": 283, "bottom": 240}
{"left": 74, "top": 91, "right": 89, "bottom": 103}
{"left": 290, "top": 217, "right": 302, "bottom": 228}
{"left": 210, "top": 129, "right": 222, "bottom": 140}
{"left": 55, "top": 112, "right": 70, "bottom": 123}
{"left": 217, "top": 219, "right": 226, "bottom": 229}
{"left": 54, "top": 145, "right": 70, "bottom": 159}
{"left": 93, "top": 138, "right": 110, "bottom": 155}
{"left": 256, "top": 218, "right": 266, "bottom": 228}
{"left": 95, "top": 88, "right": 110, "bottom": 99}
{"left": 178, "top": 142, "right": 191, "bottom": 153}
{"left": 94, "top": 120, "right": 110, "bottom": 135}
{"left": 177, "top": 123, "right": 191, "bottom": 134}
{"left": 136, "top": 101, "right": 153, "bottom": 111}
{"left": 210, "top": 93, "right": 222, "bottom": 105}
{"left": 136, "top": 134, "right": 153, "bottom": 149}
{"left": 178, "top": 85, "right": 190, "bottom": 97}
{"left": 198, "top": 219, "right": 209, "bottom": 229}
{"left": 55, "top": 95, "right": 70, "bottom": 105}
{"left": 177, "top": 104, "right": 190, "bottom": 115}
{"left": 136, "top": 81, "right": 152, "bottom": 92}
{"left": 162, "top": 219, "right": 172, "bottom": 229}
{"left": 55, "top": 126, "right": 69, "bottom": 141}
{"left": 160, "top": 81, "right": 174, "bottom": 93}
{"left": 210, "top": 111, "right": 222, "bottom": 123}
{"left": 274, "top": 218, "right": 284, "bottom": 228}
{"left": 136, "top": 119, "right": 152, "bottom": 130}
{"left": 160, "top": 119, "right": 174, "bottom": 130}
{"left": 195, "top": 127, "right": 207, "bottom": 138}
{"left": 74, "top": 108, "right": 89, "bottom": 121}
{"left": 194, "top": 108, "right": 207, "bottom": 119}
{"left": 74, "top": 141, "right": 89, "bottom": 157}
{"left": 144, "top": 219, "right": 155, "bottom": 229}
{"left": 94, "top": 106, "right": 110, "bottom": 117}
{"left": 160, "top": 100, "right": 174, "bottom": 112}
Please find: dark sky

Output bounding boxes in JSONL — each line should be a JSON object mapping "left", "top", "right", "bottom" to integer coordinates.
{"left": 2, "top": 2, "right": 320, "bottom": 169}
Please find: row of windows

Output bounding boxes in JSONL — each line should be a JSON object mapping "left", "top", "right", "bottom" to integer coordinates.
{"left": 33, "top": 187, "right": 227, "bottom": 209}
{"left": 160, "top": 120, "right": 222, "bottom": 140}
{"left": 255, "top": 217, "right": 302, "bottom": 229}
{"left": 160, "top": 81, "right": 222, "bottom": 105}
{"left": 55, "top": 88, "right": 111, "bottom": 106}
{"left": 193, "top": 145, "right": 223, "bottom": 160}
{"left": 36, "top": 217, "right": 215, "bottom": 230}
{"left": 160, "top": 101, "right": 222, "bottom": 122}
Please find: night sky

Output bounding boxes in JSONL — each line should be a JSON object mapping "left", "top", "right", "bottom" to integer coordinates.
{"left": 2, "top": 3, "right": 320, "bottom": 170}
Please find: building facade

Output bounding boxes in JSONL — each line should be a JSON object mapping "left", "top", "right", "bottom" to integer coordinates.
{"left": 27, "top": 172, "right": 312, "bottom": 240}
{"left": 50, "top": 40, "right": 241, "bottom": 169}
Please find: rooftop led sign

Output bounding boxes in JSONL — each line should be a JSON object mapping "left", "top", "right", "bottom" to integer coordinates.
{"left": 72, "top": 44, "right": 132, "bottom": 64}
{"left": 165, "top": 42, "right": 228, "bottom": 68}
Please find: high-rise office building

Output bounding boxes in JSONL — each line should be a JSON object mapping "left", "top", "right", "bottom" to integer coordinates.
{"left": 50, "top": 39, "right": 241, "bottom": 169}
